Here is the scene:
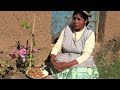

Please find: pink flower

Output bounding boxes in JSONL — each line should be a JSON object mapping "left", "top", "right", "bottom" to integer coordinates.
{"left": 20, "top": 55, "right": 26, "bottom": 62}
{"left": 18, "top": 48, "right": 27, "bottom": 62}
{"left": 12, "top": 48, "right": 17, "bottom": 53}
{"left": 9, "top": 53, "right": 16, "bottom": 59}
{"left": 32, "top": 49, "right": 40, "bottom": 52}
{"left": 19, "top": 49, "right": 26, "bottom": 55}
{"left": 9, "top": 48, "right": 17, "bottom": 59}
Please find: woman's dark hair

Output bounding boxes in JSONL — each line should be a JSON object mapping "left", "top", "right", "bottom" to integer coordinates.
{"left": 73, "top": 11, "right": 90, "bottom": 26}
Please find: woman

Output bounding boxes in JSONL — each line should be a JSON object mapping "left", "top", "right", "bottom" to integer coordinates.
{"left": 49, "top": 11, "right": 99, "bottom": 79}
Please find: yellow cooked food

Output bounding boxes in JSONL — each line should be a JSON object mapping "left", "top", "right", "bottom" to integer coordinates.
{"left": 27, "top": 67, "right": 44, "bottom": 78}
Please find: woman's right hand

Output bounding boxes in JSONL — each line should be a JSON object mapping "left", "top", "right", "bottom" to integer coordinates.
{"left": 50, "top": 54, "right": 59, "bottom": 69}
{"left": 51, "top": 60, "right": 68, "bottom": 72}
{"left": 50, "top": 54, "right": 63, "bottom": 72}
{"left": 50, "top": 60, "right": 63, "bottom": 72}
{"left": 51, "top": 60, "right": 60, "bottom": 67}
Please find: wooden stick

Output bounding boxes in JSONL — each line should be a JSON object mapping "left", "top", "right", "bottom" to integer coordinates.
{"left": 107, "top": 40, "right": 116, "bottom": 58}
{"left": 95, "top": 11, "right": 100, "bottom": 42}
{"left": 30, "top": 14, "right": 36, "bottom": 54}
{"left": 32, "top": 14, "right": 36, "bottom": 35}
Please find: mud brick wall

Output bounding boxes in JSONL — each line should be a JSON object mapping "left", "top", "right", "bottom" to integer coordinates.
{"left": 0, "top": 11, "right": 52, "bottom": 64}
{"left": 104, "top": 11, "right": 120, "bottom": 42}
{"left": 96, "top": 11, "right": 120, "bottom": 55}
{"left": 103, "top": 11, "right": 120, "bottom": 52}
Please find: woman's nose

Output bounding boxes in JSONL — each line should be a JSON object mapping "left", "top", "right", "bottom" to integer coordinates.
{"left": 74, "top": 19, "right": 78, "bottom": 23}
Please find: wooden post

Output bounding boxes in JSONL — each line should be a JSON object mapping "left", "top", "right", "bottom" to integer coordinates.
{"left": 29, "top": 14, "right": 36, "bottom": 68}
{"left": 30, "top": 14, "right": 36, "bottom": 52}
{"left": 95, "top": 11, "right": 100, "bottom": 42}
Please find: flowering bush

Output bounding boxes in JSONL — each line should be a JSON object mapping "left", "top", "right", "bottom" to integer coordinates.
{"left": 9, "top": 40, "right": 40, "bottom": 73}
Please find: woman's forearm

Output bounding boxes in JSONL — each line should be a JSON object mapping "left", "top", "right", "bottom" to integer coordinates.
{"left": 50, "top": 54, "right": 56, "bottom": 62}
{"left": 67, "top": 60, "right": 78, "bottom": 68}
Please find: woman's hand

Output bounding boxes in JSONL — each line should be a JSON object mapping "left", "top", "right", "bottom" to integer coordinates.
{"left": 53, "top": 60, "right": 78, "bottom": 72}
{"left": 51, "top": 61, "right": 70, "bottom": 72}
{"left": 54, "top": 62, "right": 69, "bottom": 72}
{"left": 51, "top": 60, "right": 63, "bottom": 72}
{"left": 51, "top": 60, "right": 60, "bottom": 68}
{"left": 50, "top": 54, "right": 78, "bottom": 73}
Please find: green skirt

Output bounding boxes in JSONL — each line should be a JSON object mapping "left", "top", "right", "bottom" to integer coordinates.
{"left": 50, "top": 66, "right": 99, "bottom": 79}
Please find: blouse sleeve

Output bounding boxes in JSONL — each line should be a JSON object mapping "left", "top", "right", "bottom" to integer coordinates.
{"left": 76, "top": 31, "right": 95, "bottom": 64}
{"left": 50, "top": 28, "right": 65, "bottom": 55}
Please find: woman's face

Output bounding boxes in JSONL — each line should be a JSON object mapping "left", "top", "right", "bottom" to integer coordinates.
{"left": 72, "top": 13, "right": 87, "bottom": 31}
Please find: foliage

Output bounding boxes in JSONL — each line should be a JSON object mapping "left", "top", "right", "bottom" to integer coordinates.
{"left": 96, "top": 57, "right": 120, "bottom": 79}
{"left": 95, "top": 47, "right": 120, "bottom": 79}
{"left": 20, "top": 20, "right": 32, "bottom": 30}
{"left": 9, "top": 40, "right": 40, "bottom": 74}
{"left": 0, "top": 15, "right": 39, "bottom": 78}
{"left": 0, "top": 60, "right": 14, "bottom": 78}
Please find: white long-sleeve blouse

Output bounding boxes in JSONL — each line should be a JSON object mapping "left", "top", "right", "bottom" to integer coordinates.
{"left": 51, "top": 26, "right": 95, "bottom": 64}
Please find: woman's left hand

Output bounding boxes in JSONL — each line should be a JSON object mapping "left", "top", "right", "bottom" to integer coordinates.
{"left": 54, "top": 60, "right": 78, "bottom": 72}
{"left": 54, "top": 62, "right": 69, "bottom": 72}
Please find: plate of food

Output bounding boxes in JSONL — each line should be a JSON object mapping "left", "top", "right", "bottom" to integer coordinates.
{"left": 26, "top": 66, "right": 49, "bottom": 79}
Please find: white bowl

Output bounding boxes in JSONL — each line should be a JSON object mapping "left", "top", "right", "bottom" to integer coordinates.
{"left": 26, "top": 67, "right": 49, "bottom": 79}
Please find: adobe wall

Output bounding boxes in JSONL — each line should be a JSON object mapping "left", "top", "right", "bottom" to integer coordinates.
{"left": 0, "top": 11, "right": 52, "bottom": 63}
{"left": 103, "top": 11, "right": 120, "bottom": 52}
{"left": 104, "top": 11, "right": 120, "bottom": 42}
{"left": 95, "top": 11, "right": 120, "bottom": 57}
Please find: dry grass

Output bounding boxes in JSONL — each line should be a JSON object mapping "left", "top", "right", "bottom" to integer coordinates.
{"left": 95, "top": 41, "right": 120, "bottom": 79}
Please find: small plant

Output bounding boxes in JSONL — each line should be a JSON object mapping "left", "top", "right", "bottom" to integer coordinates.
{"left": 9, "top": 40, "right": 40, "bottom": 74}
{"left": 0, "top": 60, "right": 14, "bottom": 78}
{"left": 20, "top": 20, "right": 32, "bottom": 30}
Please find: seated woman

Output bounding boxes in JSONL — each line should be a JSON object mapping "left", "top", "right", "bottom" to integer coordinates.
{"left": 49, "top": 11, "right": 99, "bottom": 79}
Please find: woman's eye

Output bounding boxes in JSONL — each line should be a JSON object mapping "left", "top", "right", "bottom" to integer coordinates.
{"left": 77, "top": 18, "right": 81, "bottom": 21}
